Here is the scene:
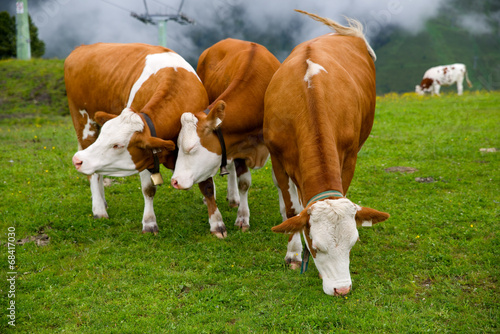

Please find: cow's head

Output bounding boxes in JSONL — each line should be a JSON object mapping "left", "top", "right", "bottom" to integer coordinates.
{"left": 416, "top": 78, "right": 433, "bottom": 95}
{"left": 72, "top": 108, "right": 175, "bottom": 176}
{"left": 171, "top": 101, "right": 226, "bottom": 190}
{"left": 272, "top": 198, "right": 389, "bottom": 296}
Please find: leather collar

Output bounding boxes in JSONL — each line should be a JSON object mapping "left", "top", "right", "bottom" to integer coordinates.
{"left": 140, "top": 113, "right": 160, "bottom": 175}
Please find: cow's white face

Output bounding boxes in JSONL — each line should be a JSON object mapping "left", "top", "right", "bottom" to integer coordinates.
{"left": 72, "top": 108, "right": 175, "bottom": 177}
{"left": 415, "top": 85, "right": 424, "bottom": 95}
{"left": 171, "top": 101, "right": 226, "bottom": 190}
{"left": 272, "top": 197, "right": 390, "bottom": 296}
{"left": 73, "top": 109, "right": 143, "bottom": 176}
{"left": 171, "top": 113, "right": 221, "bottom": 189}
{"left": 306, "top": 199, "right": 359, "bottom": 296}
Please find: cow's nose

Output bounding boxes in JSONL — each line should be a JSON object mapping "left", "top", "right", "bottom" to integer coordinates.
{"left": 72, "top": 156, "right": 83, "bottom": 170}
{"left": 171, "top": 178, "right": 180, "bottom": 189}
{"left": 334, "top": 286, "right": 351, "bottom": 296}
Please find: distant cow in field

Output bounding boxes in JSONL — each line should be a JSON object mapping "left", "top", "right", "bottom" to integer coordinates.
{"left": 263, "top": 10, "right": 389, "bottom": 296}
{"left": 415, "top": 63, "right": 472, "bottom": 96}
{"left": 65, "top": 43, "right": 226, "bottom": 235}
{"left": 171, "top": 38, "right": 280, "bottom": 237}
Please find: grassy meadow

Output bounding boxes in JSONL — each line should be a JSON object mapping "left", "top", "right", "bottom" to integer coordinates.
{"left": 0, "top": 61, "right": 499, "bottom": 332}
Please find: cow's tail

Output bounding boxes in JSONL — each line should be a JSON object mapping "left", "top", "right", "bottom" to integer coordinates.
{"left": 295, "top": 9, "right": 376, "bottom": 62}
{"left": 465, "top": 67, "right": 473, "bottom": 88}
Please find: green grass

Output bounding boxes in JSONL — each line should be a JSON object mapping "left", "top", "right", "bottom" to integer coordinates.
{"left": 0, "top": 59, "right": 66, "bottom": 117}
{"left": 1, "top": 91, "right": 499, "bottom": 333}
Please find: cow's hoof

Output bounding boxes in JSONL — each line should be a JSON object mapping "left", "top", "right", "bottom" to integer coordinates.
{"left": 211, "top": 225, "right": 227, "bottom": 239}
{"left": 235, "top": 217, "right": 249, "bottom": 231}
{"left": 289, "top": 261, "right": 301, "bottom": 270}
{"left": 93, "top": 213, "right": 109, "bottom": 219}
{"left": 235, "top": 223, "right": 250, "bottom": 232}
{"left": 142, "top": 224, "right": 159, "bottom": 234}
{"left": 211, "top": 230, "right": 227, "bottom": 239}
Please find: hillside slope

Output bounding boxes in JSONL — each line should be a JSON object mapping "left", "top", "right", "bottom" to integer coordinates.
{"left": 0, "top": 59, "right": 66, "bottom": 117}
{"left": 374, "top": 16, "right": 500, "bottom": 94}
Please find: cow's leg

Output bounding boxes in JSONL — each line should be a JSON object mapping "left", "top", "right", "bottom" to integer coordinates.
{"left": 139, "top": 170, "right": 158, "bottom": 234}
{"left": 434, "top": 84, "right": 441, "bottom": 96}
{"left": 287, "top": 233, "right": 303, "bottom": 270}
{"left": 89, "top": 173, "right": 108, "bottom": 219}
{"left": 199, "top": 178, "right": 227, "bottom": 239}
{"left": 271, "top": 157, "right": 303, "bottom": 270}
{"left": 72, "top": 112, "right": 108, "bottom": 220}
{"left": 283, "top": 182, "right": 303, "bottom": 270}
{"left": 234, "top": 159, "right": 251, "bottom": 232}
{"left": 225, "top": 161, "right": 240, "bottom": 208}
{"left": 457, "top": 80, "right": 464, "bottom": 95}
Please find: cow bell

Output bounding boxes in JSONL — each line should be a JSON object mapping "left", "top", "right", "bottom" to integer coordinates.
{"left": 219, "top": 166, "right": 229, "bottom": 176}
{"left": 150, "top": 172, "right": 164, "bottom": 186}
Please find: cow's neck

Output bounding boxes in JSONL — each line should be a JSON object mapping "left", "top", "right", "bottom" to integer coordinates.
{"left": 137, "top": 104, "right": 180, "bottom": 141}
{"left": 223, "top": 129, "right": 268, "bottom": 169}
{"left": 301, "top": 176, "right": 344, "bottom": 206}
{"left": 131, "top": 71, "right": 184, "bottom": 140}
{"left": 209, "top": 97, "right": 267, "bottom": 169}
{"left": 201, "top": 108, "right": 229, "bottom": 175}
{"left": 295, "top": 150, "right": 345, "bottom": 205}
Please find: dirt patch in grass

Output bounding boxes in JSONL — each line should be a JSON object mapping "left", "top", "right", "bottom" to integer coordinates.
{"left": 415, "top": 177, "right": 436, "bottom": 183}
{"left": 479, "top": 148, "right": 498, "bottom": 153}
{"left": 385, "top": 166, "right": 418, "bottom": 173}
{"left": 17, "top": 233, "right": 50, "bottom": 246}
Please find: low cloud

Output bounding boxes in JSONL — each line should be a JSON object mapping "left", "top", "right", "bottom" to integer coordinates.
{"left": 3, "top": 0, "right": 456, "bottom": 59}
{"left": 458, "top": 13, "right": 494, "bottom": 35}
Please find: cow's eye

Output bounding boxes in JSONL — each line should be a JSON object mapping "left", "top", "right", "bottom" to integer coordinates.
{"left": 312, "top": 240, "right": 327, "bottom": 253}
{"left": 112, "top": 144, "right": 124, "bottom": 149}
{"left": 184, "top": 145, "right": 196, "bottom": 154}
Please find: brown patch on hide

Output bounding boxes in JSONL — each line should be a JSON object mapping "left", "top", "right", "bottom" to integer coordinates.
{"left": 304, "top": 224, "right": 317, "bottom": 258}
{"left": 420, "top": 78, "right": 433, "bottom": 89}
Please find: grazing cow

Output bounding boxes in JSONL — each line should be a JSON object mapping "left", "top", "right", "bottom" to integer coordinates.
{"left": 415, "top": 63, "right": 472, "bottom": 96}
{"left": 263, "top": 10, "right": 390, "bottom": 296}
{"left": 171, "top": 38, "right": 280, "bottom": 236}
{"left": 66, "top": 43, "right": 224, "bottom": 234}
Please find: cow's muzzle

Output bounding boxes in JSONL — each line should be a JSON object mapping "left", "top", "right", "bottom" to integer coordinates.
{"left": 333, "top": 285, "right": 351, "bottom": 296}
{"left": 72, "top": 155, "right": 83, "bottom": 170}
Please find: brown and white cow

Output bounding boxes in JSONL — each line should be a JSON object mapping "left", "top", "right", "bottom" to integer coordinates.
{"left": 171, "top": 38, "right": 280, "bottom": 234}
{"left": 263, "top": 10, "right": 390, "bottom": 296}
{"left": 415, "top": 63, "right": 472, "bottom": 96}
{"left": 65, "top": 42, "right": 224, "bottom": 235}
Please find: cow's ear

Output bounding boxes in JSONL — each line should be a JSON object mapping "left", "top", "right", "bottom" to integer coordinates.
{"left": 95, "top": 111, "right": 117, "bottom": 126}
{"left": 272, "top": 209, "right": 310, "bottom": 234}
{"left": 142, "top": 137, "right": 176, "bottom": 152}
{"left": 354, "top": 205, "right": 390, "bottom": 227}
{"left": 205, "top": 100, "right": 226, "bottom": 130}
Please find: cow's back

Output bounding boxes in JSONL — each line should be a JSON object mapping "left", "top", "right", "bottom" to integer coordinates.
{"left": 264, "top": 34, "right": 376, "bottom": 196}
{"left": 197, "top": 38, "right": 280, "bottom": 134}
{"left": 65, "top": 43, "right": 169, "bottom": 116}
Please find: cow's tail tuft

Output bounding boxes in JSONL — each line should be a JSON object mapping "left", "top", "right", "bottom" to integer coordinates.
{"left": 295, "top": 9, "right": 376, "bottom": 62}
{"left": 465, "top": 67, "right": 473, "bottom": 88}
